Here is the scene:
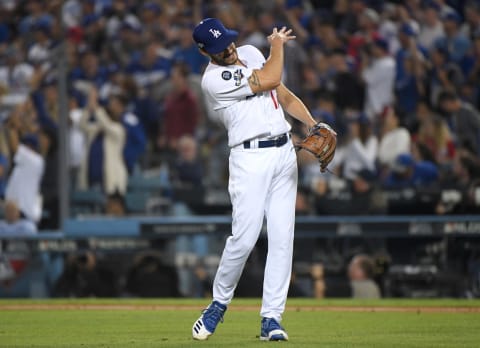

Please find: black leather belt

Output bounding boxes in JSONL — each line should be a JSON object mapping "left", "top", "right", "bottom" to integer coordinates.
{"left": 243, "top": 133, "right": 289, "bottom": 149}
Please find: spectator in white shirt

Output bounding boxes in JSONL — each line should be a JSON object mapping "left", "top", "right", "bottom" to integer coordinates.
{"left": 418, "top": 2, "right": 445, "bottom": 50}
{"left": 378, "top": 106, "right": 411, "bottom": 171}
{"left": 342, "top": 113, "right": 378, "bottom": 180}
{"left": 361, "top": 36, "right": 396, "bottom": 120}
{"left": 0, "top": 46, "right": 34, "bottom": 107}
{"left": 0, "top": 200, "right": 37, "bottom": 234}
{"left": 27, "top": 21, "right": 54, "bottom": 68}
{"left": 4, "top": 132, "right": 45, "bottom": 223}
{"left": 68, "top": 93, "right": 86, "bottom": 189}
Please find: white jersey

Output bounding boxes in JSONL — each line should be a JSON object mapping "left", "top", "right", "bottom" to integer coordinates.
{"left": 201, "top": 45, "right": 291, "bottom": 147}
{"left": 193, "top": 43, "right": 298, "bottom": 330}
{"left": 362, "top": 56, "right": 396, "bottom": 118}
{"left": 5, "top": 145, "right": 45, "bottom": 222}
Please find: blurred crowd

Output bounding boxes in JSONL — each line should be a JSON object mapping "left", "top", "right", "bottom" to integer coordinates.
{"left": 0, "top": 0, "right": 480, "bottom": 231}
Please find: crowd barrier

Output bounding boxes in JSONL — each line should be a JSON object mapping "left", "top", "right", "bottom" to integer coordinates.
{"left": 1, "top": 215, "right": 480, "bottom": 253}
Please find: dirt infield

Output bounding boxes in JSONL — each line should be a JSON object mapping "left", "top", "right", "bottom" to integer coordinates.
{"left": 1, "top": 303, "right": 479, "bottom": 313}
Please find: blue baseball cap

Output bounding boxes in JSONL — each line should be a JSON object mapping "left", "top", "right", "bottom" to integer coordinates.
{"left": 285, "top": 0, "right": 302, "bottom": 9}
{"left": 21, "top": 133, "right": 40, "bottom": 151}
{"left": 443, "top": 11, "right": 461, "bottom": 23}
{"left": 373, "top": 36, "right": 389, "bottom": 51}
{"left": 400, "top": 23, "right": 416, "bottom": 37}
{"left": 32, "top": 19, "right": 51, "bottom": 34}
{"left": 424, "top": 0, "right": 441, "bottom": 12}
{"left": 355, "top": 112, "right": 372, "bottom": 126}
{"left": 192, "top": 18, "right": 238, "bottom": 54}
{"left": 82, "top": 14, "right": 100, "bottom": 27}
{"left": 393, "top": 153, "right": 415, "bottom": 172}
{"left": 142, "top": 2, "right": 161, "bottom": 14}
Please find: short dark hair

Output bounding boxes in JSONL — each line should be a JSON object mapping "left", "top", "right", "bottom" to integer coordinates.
{"left": 331, "top": 47, "right": 347, "bottom": 56}
{"left": 110, "top": 93, "right": 129, "bottom": 106}
{"left": 437, "top": 89, "right": 458, "bottom": 104}
{"left": 354, "top": 254, "right": 375, "bottom": 279}
{"left": 107, "top": 191, "right": 126, "bottom": 208}
{"left": 313, "top": 89, "right": 334, "bottom": 103}
{"left": 173, "top": 61, "right": 190, "bottom": 78}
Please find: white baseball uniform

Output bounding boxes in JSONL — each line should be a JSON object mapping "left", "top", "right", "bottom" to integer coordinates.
{"left": 201, "top": 45, "right": 297, "bottom": 322}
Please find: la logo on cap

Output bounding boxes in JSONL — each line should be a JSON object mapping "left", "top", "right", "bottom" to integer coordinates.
{"left": 209, "top": 28, "right": 222, "bottom": 38}
{"left": 193, "top": 18, "right": 238, "bottom": 54}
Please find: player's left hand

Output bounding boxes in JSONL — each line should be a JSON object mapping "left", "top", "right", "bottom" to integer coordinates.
{"left": 267, "top": 27, "right": 296, "bottom": 45}
{"left": 296, "top": 123, "right": 337, "bottom": 173}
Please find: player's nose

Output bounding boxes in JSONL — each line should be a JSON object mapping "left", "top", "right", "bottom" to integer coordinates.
{"left": 224, "top": 44, "right": 234, "bottom": 56}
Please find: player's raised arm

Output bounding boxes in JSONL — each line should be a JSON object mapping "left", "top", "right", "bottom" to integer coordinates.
{"left": 247, "top": 27, "right": 295, "bottom": 94}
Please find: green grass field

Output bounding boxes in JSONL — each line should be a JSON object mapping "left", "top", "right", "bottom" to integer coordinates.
{"left": 1, "top": 299, "right": 479, "bottom": 347}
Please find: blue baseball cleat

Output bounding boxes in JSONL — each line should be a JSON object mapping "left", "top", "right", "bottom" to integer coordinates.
{"left": 192, "top": 301, "right": 227, "bottom": 340}
{"left": 260, "top": 317, "right": 289, "bottom": 341}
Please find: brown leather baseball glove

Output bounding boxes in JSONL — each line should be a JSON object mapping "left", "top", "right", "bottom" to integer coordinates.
{"left": 296, "top": 122, "right": 337, "bottom": 172}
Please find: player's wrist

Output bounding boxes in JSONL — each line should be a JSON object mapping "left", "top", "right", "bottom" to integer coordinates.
{"left": 270, "top": 39, "right": 284, "bottom": 48}
{"left": 307, "top": 120, "right": 317, "bottom": 130}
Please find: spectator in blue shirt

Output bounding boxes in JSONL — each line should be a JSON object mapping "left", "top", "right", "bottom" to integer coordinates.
{"left": 18, "top": 0, "right": 54, "bottom": 36}
{"left": 172, "top": 25, "right": 209, "bottom": 75}
{"left": 434, "top": 12, "right": 471, "bottom": 71}
{"left": 30, "top": 72, "right": 58, "bottom": 133}
{"left": 394, "top": 23, "right": 427, "bottom": 115}
{"left": 395, "top": 52, "right": 423, "bottom": 116}
{"left": 383, "top": 153, "right": 439, "bottom": 188}
{"left": 126, "top": 41, "right": 171, "bottom": 89}
{"left": 395, "top": 23, "right": 426, "bottom": 80}
{"left": 139, "top": 2, "right": 163, "bottom": 35}
{"left": 0, "top": 22, "right": 10, "bottom": 44}
{"left": 70, "top": 51, "right": 109, "bottom": 89}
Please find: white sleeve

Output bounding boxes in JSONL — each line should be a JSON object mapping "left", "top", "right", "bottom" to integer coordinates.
{"left": 362, "top": 65, "right": 380, "bottom": 86}
{"left": 396, "top": 129, "right": 411, "bottom": 154}
{"left": 14, "top": 144, "right": 45, "bottom": 173}
{"left": 14, "top": 145, "right": 30, "bottom": 165}
{"left": 349, "top": 137, "right": 378, "bottom": 169}
{"left": 203, "top": 66, "right": 255, "bottom": 110}
{"left": 202, "top": 45, "right": 266, "bottom": 110}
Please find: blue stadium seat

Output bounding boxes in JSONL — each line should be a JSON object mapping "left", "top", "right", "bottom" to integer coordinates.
{"left": 127, "top": 174, "right": 166, "bottom": 192}
{"left": 125, "top": 191, "right": 150, "bottom": 214}
{"left": 70, "top": 189, "right": 105, "bottom": 215}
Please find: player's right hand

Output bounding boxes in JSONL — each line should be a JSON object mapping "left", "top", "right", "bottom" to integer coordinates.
{"left": 268, "top": 27, "right": 296, "bottom": 45}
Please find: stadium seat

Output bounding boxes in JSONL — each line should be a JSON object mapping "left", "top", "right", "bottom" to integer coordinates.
{"left": 125, "top": 191, "right": 150, "bottom": 214}
{"left": 70, "top": 189, "right": 105, "bottom": 215}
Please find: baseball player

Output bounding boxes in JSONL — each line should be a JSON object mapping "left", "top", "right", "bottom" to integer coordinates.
{"left": 191, "top": 18, "right": 335, "bottom": 341}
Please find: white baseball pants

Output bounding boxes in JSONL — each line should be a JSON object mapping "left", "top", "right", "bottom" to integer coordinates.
{"left": 213, "top": 140, "right": 297, "bottom": 322}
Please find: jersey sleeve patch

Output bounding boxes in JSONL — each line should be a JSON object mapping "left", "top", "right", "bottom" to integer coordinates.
{"left": 222, "top": 71, "right": 232, "bottom": 80}
{"left": 202, "top": 65, "right": 253, "bottom": 110}
{"left": 233, "top": 69, "right": 244, "bottom": 86}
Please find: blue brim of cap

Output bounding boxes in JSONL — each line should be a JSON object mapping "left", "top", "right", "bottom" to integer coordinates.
{"left": 203, "top": 30, "right": 238, "bottom": 54}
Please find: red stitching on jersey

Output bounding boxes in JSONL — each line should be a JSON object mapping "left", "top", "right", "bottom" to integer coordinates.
{"left": 270, "top": 91, "right": 279, "bottom": 109}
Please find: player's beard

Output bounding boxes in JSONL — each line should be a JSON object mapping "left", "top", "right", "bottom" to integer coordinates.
{"left": 210, "top": 47, "right": 238, "bottom": 66}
